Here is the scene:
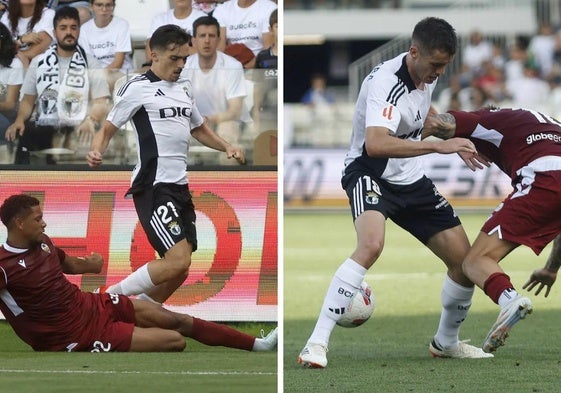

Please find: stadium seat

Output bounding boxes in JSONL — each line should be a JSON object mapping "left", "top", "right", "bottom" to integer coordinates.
{"left": 253, "top": 129, "right": 277, "bottom": 165}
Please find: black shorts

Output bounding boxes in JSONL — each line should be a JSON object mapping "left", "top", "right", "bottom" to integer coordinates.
{"left": 132, "top": 183, "right": 197, "bottom": 257}
{"left": 342, "top": 170, "right": 461, "bottom": 244}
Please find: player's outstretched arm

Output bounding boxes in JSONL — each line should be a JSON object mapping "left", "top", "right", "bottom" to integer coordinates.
{"left": 61, "top": 252, "right": 104, "bottom": 275}
{"left": 523, "top": 234, "right": 561, "bottom": 297}
{"left": 191, "top": 123, "right": 246, "bottom": 164}
{"left": 87, "top": 121, "right": 119, "bottom": 167}
{"left": 422, "top": 113, "right": 457, "bottom": 140}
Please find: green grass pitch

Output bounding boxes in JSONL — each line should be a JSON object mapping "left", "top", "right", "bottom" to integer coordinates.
{"left": 284, "top": 212, "right": 561, "bottom": 393}
{"left": 0, "top": 321, "right": 277, "bottom": 393}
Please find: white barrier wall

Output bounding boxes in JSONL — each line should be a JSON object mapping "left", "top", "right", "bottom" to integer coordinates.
{"left": 284, "top": 148, "right": 512, "bottom": 208}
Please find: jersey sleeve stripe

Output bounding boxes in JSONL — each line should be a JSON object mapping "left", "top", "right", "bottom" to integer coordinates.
{"left": 116, "top": 74, "right": 148, "bottom": 97}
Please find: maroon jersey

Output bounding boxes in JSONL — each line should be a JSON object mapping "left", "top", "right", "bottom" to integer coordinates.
{"left": 0, "top": 234, "right": 134, "bottom": 351}
{"left": 449, "top": 108, "right": 561, "bottom": 179}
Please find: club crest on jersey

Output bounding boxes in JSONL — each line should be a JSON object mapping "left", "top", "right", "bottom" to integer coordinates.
{"left": 365, "top": 191, "right": 380, "bottom": 205}
{"left": 168, "top": 221, "right": 181, "bottom": 236}
{"left": 41, "top": 243, "right": 51, "bottom": 254}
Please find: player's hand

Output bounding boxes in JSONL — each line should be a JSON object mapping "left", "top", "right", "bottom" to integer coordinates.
{"left": 84, "top": 252, "right": 104, "bottom": 274}
{"left": 226, "top": 146, "right": 246, "bottom": 165}
{"left": 522, "top": 268, "right": 557, "bottom": 297}
{"left": 87, "top": 149, "right": 103, "bottom": 167}
{"left": 5, "top": 121, "right": 25, "bottom": 142}
{"left": 458, "top": 151, "right": 491, "bottom": 171}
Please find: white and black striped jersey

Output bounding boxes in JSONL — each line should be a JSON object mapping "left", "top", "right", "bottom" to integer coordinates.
{"left": 108, "top": 70, "right": 204, "bottom": 195}
{"left": 344, "top": 53, "right": 436, "bottom": 185}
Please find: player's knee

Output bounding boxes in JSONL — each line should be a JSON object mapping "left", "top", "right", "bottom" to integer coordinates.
{"left": 358, "top": 238, "right": 384, "bottom": 263}
{"left": 167, "top": 331, "right": 186, "bottom": 351}
{"left": 165, "top": 254, "right": 192, "bottom": 276}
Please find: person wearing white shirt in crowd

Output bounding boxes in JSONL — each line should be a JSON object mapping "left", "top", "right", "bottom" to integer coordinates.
{"left": 78, "top": 0, "right": 133, "bottom": 91}
{"left": 506, "top": 60, "right": 550, "bottom": 111}
{"left": 529, "top": 23, "right": 556, "bottom": 79}
{"left": 191, "top": 0, "right": 227, "bottom": 15}
{"left": 0, "top": 0, "right": 55, "bottom": 67}
{"left": 6, "top": 6, "right": 110, "bottom": 164}
{"left": 181, "top": 15, "right": 250, "bottom": 165}
{"left": 0, "top": 22, "right": 24, "bottom": 162}
{"left": 143, "top": 0, "right": 206, "bottom": 63}
{"left": 212, "top": 0, "right": 277, "bottom": 56}
{"left": 462, "top": 30, "right": 493, "bottom": 76}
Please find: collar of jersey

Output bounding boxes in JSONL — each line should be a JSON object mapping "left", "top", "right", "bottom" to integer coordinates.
{"left": 395, "top": 54, "right": 417, "bottom": 93}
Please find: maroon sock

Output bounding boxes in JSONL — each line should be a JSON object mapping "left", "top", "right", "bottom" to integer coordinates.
{"left": 483, "top": 272, "right": 514, "bottom": 304}
{"left": 189, "top": 317, "right": 255, "bottom": 351}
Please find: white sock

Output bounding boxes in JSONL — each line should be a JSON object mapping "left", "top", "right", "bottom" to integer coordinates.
{"left": 106, "top": 264, "right": 155, "bottom": 296}
{"left": 307, "top": 258, "right": 367, "bottom": 347}
{"left": 434, "top": 275, "right": 474, "bottom": 349}
{"left": 498, "top": 288, "right": 519, "bottom": 308}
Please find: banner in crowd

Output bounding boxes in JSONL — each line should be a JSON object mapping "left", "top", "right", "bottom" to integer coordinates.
{"left": 284, "top": 148, "right": 512, "bottom": 208}
{"left": 0, "top": 170, "right": 277, "bottom": 322}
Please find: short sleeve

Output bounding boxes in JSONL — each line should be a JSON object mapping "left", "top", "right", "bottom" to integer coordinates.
{"left": 107, "top": 81, "right": 143, "bottom": 128}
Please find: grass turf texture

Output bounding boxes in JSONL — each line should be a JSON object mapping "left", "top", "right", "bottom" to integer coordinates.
{"left": 284, "top": 212, "right": 561, "bottom": 393}
{"left": 0, "top": 322, "right": 277, "bottom": 393}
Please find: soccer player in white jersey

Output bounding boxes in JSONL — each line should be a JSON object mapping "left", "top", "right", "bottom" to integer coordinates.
{"left": 298, "top": 17, "right": 492, "bottom": 369}
{"left": 87, "top": 24, "right": 245, "bottom": 304}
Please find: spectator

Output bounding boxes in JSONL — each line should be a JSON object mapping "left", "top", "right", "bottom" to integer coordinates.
{"left": 144, "top": 0, "right": 206, "bottom": 64}
{"left": 255, "top": 8, "right": 276, "bottom": 69}
{"left": 504, "top": 36, "right": 530, "bottom": 84}
{"left": 548, "top": 32, "right": 561, "bottom": 87}
{"left": 300, "top": 73, "right": 336, "bottom": 106}
{"left": 505, "top": 59, "right": 550, "bottom": 110}
{"left": 5, "top": 6, "right": 110, "bottom": 164}
{"left": 78, "top": 0, "right": 134, "bottom": 92}
{"left": 1, "top": 0, "right": 55, "bottom": 67}
{"left": 49, "top": 0, "right": 92, "bottom": 24}
{"left": 0, "top": 22, "right": 24, "bottom": 163}
{"left": 191, "top": 0, "right": 227, "bottom": 15}
{"left": 213, "top": 0, "right": 277, "bottom": 56}
{"left": 461, "top": 30, "right": 494, "bottom": 77}
{"left": 182, "top": 15, "right": 250, "bottom": 165}
{"left": 529, "top": 22, "right": 556, "bottom": 79}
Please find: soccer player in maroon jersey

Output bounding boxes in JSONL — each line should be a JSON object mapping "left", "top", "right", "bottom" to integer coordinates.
{"left": 423, "top": 106, "right": 561, "bottom": 353}
{"left": 0, "top": 194, "right": 277, "bottom": 352}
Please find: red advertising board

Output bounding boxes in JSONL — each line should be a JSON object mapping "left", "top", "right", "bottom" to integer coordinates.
{"left": 0, "top": 170, "right": 277, "bottom": 321}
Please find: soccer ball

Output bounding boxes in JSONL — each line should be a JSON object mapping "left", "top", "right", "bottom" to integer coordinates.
{"left": 336, "top": 281, "right": 375, "bottom": 328}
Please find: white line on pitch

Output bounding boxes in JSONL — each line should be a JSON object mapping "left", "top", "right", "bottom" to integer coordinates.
{"left": 0, "top": 369, "right": 276, "bottom": 376}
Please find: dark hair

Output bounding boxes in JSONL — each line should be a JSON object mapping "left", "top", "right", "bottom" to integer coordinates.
{"left": 193, "top": 16, "right": 220, "bottom": 38}
{"left": 412, "top": 17, "right": 457, "bottom": 55}
{"left": 0, "top": 22, "right": 17, "bottom": 67}
{"left": 54, "top": 6, "right": 80, "bottom": 28}
{"left": 0, "top": 194, "right": 40, "bottom": 228}
{"left": 7, "top": 0, "right": 46, "bottom": 37}
{"left": 269, "top": 9, "right": 277, "bottom": 27}
{"left": 149, "top": 24, "right": 191, "bottom": 51}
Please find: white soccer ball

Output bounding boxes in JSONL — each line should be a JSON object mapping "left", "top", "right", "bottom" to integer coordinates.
{"left": 336, "top": 281, "right": 375, "bottom": 328}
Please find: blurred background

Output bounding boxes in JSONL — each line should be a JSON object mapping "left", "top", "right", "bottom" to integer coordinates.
{"left": 284, "top": 0, "right": 561, "bottom": 209}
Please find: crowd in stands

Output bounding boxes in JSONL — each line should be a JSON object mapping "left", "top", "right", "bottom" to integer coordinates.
{"left": 0, "top": 0, "right": 278, "bottom": 165}
{"left": 436, "top": 25, "right": 561, "bottom": 120}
